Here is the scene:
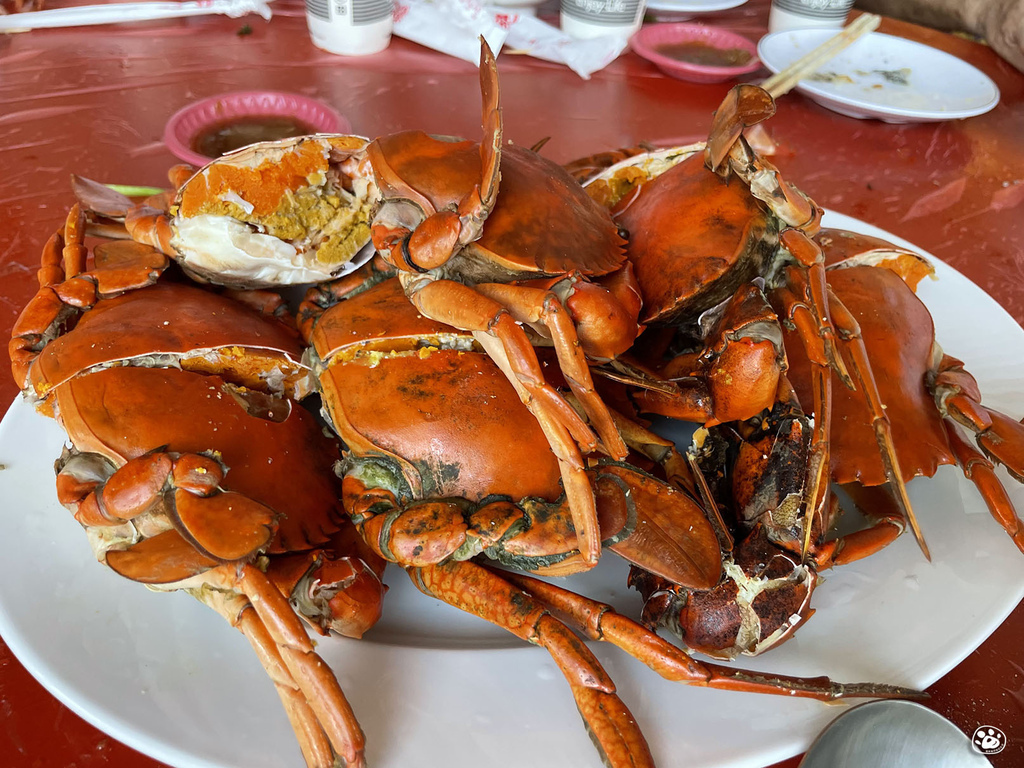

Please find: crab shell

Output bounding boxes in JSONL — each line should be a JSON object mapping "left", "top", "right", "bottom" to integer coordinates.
{"left": 591, "top": 152, "right": 780, "bottom": 326}
{"left": 171, "top": 135, "right": 377, "bottom": 288}
{"left": 54, "top": 365, "right": 346, "bottom": 583}
{"left": 25, "top": 281, "right": 312, "bottom": 409}
{"left": 370, "top": 135, "right": 627, "bottom": 278}
{"left": 816, "top": 227, "right": 935, "bottom": 288}
{"left": 308, "top": 277, "right": 563, "bottom": 503}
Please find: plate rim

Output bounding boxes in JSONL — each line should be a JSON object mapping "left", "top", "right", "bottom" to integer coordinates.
{"left": 756, "top": 29, "right": 1001, "bottom": 122}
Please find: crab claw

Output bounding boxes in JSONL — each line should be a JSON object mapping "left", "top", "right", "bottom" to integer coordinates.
{"left": 705, "top": 84, "right": 776, "bottom": 173}
{"left": 595, "top": 463, "right": 722, "bottom": 590}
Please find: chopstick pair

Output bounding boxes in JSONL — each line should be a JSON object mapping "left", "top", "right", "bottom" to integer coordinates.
{"left": 761, "top": 13, "right": 882, "bottom": 98}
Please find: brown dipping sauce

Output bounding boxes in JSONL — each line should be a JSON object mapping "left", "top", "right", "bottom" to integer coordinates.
{"left": 192, "top": 115, "right": 317, "bottom": 158}
{"left": 655, "top": 40, "right": 752, "bottom": 68}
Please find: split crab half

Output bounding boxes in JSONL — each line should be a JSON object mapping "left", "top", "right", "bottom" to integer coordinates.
{"left": 75, "top": 134, "right": 377, "bottom": 288}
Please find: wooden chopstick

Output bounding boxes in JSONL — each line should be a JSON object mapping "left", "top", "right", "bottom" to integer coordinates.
{"left": 761, "top": 13, "right": 882, "bottom": 98}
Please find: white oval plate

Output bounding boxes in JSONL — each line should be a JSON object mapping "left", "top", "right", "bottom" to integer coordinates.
{"left": 647, "top": 0, "right": 747, "bottom": 15}
{"left": 1, "top": 211, "right": 1023, "bottom": 768}
{"left": 757, "top": 30, "right": 1000, "bottom": 122}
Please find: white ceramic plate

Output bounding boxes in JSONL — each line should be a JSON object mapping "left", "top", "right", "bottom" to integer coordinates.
{"left": 646, "top": 0, "right": 747, "bottom": 15}
{"left": 757, "top": 30, "right": 1000, "bottom": 123}
{"left": 1, "top": 210, "right": 1023, "bottom": 768}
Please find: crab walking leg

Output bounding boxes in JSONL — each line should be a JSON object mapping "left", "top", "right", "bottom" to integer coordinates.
{"left": 600, "top": 401, "right": 698, "bottom": 498}
{"left": 943, "top": 420, "right": 1024, "bottom": 553}
{"left": 201, "top": 587, "right": 342, "bottom": 768}
{"left": 779, "top": 230, "right": 853, "bottom": 388}
{"left": 37, "top": 228, "right": 66, "bottom": 288}
{"left": 410, "top": 560, "right": 655, "bottom": 768}
{"left": 772, "top": 284, "right": 834, "bottom": 562}
{"left": 499, "top": 569, "right": 925, "bottom": 701}
{"left": 935, "top": 354, "right": 1024, "bottom": 482}
{"left": 11, "top": 214, "right": 169, "bottom": 387}
{"left": 401, "top": 276, "right": 598, "bottom": 451}
{"left": 231, "top": 565, "right": 367, "bottom": 768}
{"left": 473, "top": 280, "right": 629, "bottom": 459}
{"left": 706, "top": 88, "right": 850, "bottom": 391}
{"left": 63, "top": 204, "right": 88, "bottom": 278}
{"left": 814, "top": 486, "right": 906, "bottom": 567}
{"left": 476, "top": 331, "right": 602, "bottom": 566}
{"left": 825, "top": 286, "right": 930, "bottom": 560}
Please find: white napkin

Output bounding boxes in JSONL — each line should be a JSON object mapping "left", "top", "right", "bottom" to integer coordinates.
{"left": 393, "top": 0, "right": 629, "bottom": 78}
{"left": 502, "top": 13, "right": 630, "bottom": 79}
{"left": 393, "top": 0, "right": 511, "bottom": 63}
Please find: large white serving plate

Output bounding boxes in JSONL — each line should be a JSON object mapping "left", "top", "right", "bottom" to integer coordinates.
{"left": 757, "top": 30, "right": 1000, "bottom": 123}
{"left": 1, "top": 210, "right": 1023, "bottom": 768}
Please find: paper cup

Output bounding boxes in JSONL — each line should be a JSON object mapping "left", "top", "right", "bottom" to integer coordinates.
{"left": 768, "top": 0, "right": 854, "bottom": 33}
{"left": 306, "top": 0, "right": 394, "bottom": 56}
{"left": 560, "top": 0, "right": 645, "bottom": 39}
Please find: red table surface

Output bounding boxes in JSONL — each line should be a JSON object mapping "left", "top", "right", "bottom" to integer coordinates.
{"left": 0, "top": 1, "right": 1022, "bottom": 766}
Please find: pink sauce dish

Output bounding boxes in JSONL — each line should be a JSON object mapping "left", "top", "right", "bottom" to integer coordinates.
{"left": 631, "top": 23, "right": 761, "bottom": 84}
{"left": 163, "top": 91, "right": 350, "bottom": 167}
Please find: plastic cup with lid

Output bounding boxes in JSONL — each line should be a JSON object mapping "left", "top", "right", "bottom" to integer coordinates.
{"left": 768, "top": 0, "right": 855, "bottom": 33}
{"left": 560, "top": 0, "right": 646, "bottom": 40}
{"left": 306, "top": 0, "right": 394, "bottom": 56}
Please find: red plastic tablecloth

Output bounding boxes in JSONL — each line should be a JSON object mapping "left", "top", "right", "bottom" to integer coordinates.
{"left": 0, "top": 1, "right": 1021, "bottom": 765}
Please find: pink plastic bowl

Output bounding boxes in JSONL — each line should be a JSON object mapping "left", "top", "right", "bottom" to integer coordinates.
{"left": 163, "top": 91, "right": 350, "bottom": 167}
{"left": 631, "top": 23, "right": 761, "bottom": 84}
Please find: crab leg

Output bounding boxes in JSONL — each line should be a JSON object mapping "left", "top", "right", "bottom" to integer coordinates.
{"left": 599, "top": 399, "right": 699, "bottom": 498}
{"left": 199, "top": 565, "right": 366, "bottom": 768}
{"left": 235, "top": 564, "right": 366, "bottom": 768}
{"left": 815, "top": 485, "right": 906, "bottom": 567}
{"left": 826, "top": 286, "right": 930, "bottom": 560}
{"left": 942, "top": 420, "right": 1024, "bottom": 553}
{"left": 10, "top": 228, "right": 168, "bottom": 388}
{"left": 368, "top": 41, "right": 502, "bottom": 272}
{"left": 780, "top": 230, "right": 853, "bottom": 388}
{"left": 705, "top": 86, "right": 819, "bottom": 233}
{"left": 771, "top": 284, "right": 834, "bottom": 562}
{"left": 935, "top": 354, "right": 1024, "bottom": 483}
{"left": 62, "top": 204, "right": 88, "bottom": 278}
{"left": 402, "top": 277, "right": 597, "bottom": 449}
{"left": 410, "top": 560, "right": 655, "bottom": 768}
{"left": 207, "top": 587, "right": 341, "bottom": 768}
{"left": 477, "top": 331, "right": 601, "bottom": 566}
{"left": 500, "top": 569, "right": 924, "bottom": 702}
{"left": 473, "top": 280, "right": 629, "bottom": 459}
